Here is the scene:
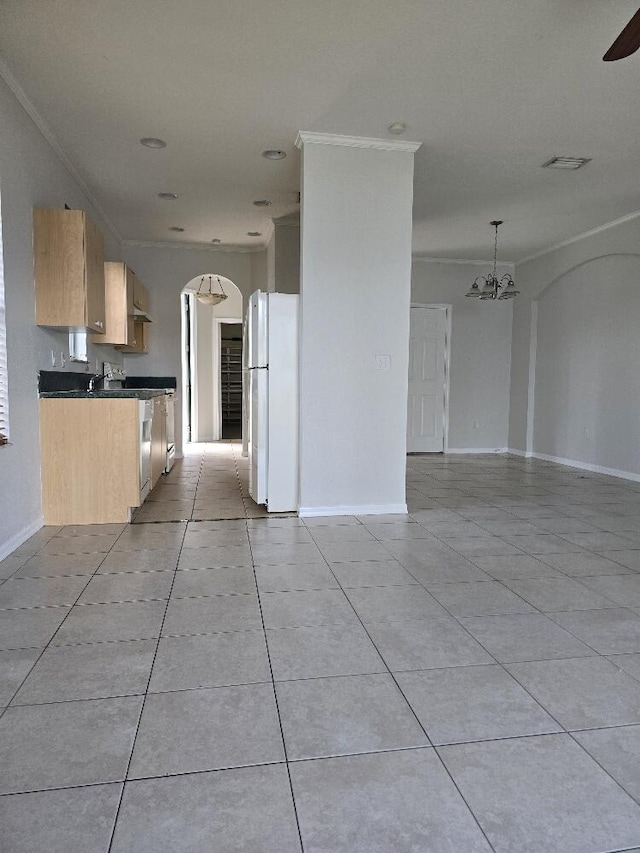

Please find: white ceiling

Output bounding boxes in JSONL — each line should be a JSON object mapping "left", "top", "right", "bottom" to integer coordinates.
{"left": 1, "top": 0, "right": 639, "bottom": 260}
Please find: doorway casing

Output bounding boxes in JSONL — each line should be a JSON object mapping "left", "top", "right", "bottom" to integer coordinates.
{"left": 407, "top": 303, "right": 451, "bottom": 454}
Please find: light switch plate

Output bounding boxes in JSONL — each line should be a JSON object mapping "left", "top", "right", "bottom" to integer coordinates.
{"left": 375, "top": 355, "right": 391, "bottom": 370}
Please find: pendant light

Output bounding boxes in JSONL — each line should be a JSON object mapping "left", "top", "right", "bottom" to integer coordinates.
{"left": 196, "top": 275, "right": 228, "bottom": 306}
{"left": 465, "top": 221, "right": 519, "bottom": 301}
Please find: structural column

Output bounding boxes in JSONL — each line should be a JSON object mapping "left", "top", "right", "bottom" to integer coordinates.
{"left": 296, "top": 131, "right": 421, "bottom": 515}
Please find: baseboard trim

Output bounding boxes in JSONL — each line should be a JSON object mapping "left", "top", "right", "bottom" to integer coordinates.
{"left": 507, "top": 448, "right": 640, "bottom": 483}
{"left": 299, "top": 503, "right": 408, "bottom": 518}
{"left": 445, "top": 447, "right": 508, "bottom": 455}
{"left": 0, "top": 516, "right": 45, "bottom": 562}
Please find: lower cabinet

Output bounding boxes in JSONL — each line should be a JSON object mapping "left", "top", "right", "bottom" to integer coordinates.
{"left": 39, "top": 397, "right": 143, "bottom": 525}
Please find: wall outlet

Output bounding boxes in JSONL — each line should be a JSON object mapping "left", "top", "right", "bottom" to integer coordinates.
{"left": 584, "top": 428, "right": 590, "bottom": 439}
{"left": 375, "top": 355, "right": 391, "bottom": 370}
{"left": 472, "top": 419, "right": 480, "bottom": 430}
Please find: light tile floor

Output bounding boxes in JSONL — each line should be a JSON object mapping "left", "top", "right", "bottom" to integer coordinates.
{"left": 3, "top": 449, "right": 640, "bottom": 850}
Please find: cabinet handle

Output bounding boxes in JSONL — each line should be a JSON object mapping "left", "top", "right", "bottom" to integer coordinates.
{"left": 95, "top": 320, "right": 103, "bottom": 328}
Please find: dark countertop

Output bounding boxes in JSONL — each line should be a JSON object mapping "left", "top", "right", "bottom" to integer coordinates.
{"left": 40, "top": 390, "right": 166, "bottom": 400}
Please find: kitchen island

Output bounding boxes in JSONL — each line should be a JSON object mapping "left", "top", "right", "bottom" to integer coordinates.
{"left": 39, "top": 390, "right": 167, "bottom": 525}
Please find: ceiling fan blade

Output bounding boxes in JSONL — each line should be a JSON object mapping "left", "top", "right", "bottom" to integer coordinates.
{"left": 603, "top": 7, "right": 640, "bottom": 61}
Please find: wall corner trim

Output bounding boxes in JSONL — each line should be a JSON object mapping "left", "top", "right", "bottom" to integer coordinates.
{"left": 0, "top": 516, "right": 45, "bottom": 562}
{"left": 298, "top": 503, "right": 408, "bottom": 517}
{"left": 0, "top": 56, "right": 122, "bottom": 244}
{"left": 506, "top": 449, "right": 640, "bottom": 483}
{"left": 445, "top": 447, "right": 509, "bottom": 455}
{"left": 295, "top": 131, "right": 421, "bottom": 153}
{"left": 121, "top": 239, "right": 264, "bottom": 254}
{"left": 516, "top": 208, "right": 640, "bottom": 267}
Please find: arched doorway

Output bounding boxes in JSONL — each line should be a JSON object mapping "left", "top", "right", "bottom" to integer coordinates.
{"left": 180, "top": 275, "right": 244, "bottom": 444}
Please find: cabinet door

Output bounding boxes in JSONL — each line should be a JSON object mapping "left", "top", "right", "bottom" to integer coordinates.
{"left": 116, "top": 319, "right": 148, "bottom": 353}
{"left": 133, "top": 276, "right": 150, "bottom": 314}
{"left": 34, "top": 209, "right": 86, "bottom": 327}
{"left": 83, "top": 215, "right": 106, "bottom": 333}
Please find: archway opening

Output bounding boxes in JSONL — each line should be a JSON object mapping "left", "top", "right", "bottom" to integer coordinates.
{"left": 180, "top": 275, "right": 243, "bottom": 446}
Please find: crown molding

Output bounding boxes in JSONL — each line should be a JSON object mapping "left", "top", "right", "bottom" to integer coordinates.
{"left": 0, "top": 55, "right": 122, "bottom": 244}
{"left": 295, "top": 131, "right": 422, "bottom": 153}
{"left": 122, "top": 239, "right": 265, "bottom": 254}
{"left": 412, "top": 255, "right": 515, "bottom": 269}
{"left": 516, "top": 208, "right": 640, "bottom": 266}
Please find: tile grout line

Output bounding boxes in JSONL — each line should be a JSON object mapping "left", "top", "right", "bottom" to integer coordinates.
{"left": 0, "top": 528, "right": 127, "bottom": 720}
{"left": 301, "top": 530, "right": 499, "bottom": 853}
{"left": 105, "top": 517, "right": 189, "bottom": 853}
{"left": 236, "top": 447, "right": 307, "bottom": 853}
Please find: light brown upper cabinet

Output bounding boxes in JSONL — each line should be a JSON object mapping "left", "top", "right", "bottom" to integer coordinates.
{"left": 133, "top": 276, "right": 150, "bottom": 317}
{"left": 116, "top": 272, "right": 151, "bottom": 353}
{"left": 116, "top": 319, "right": 149, "bottom": 354}
{"left": 93, "top": 261, "right": 135, "bottom": 346}
{"left": 33, "top": 208, "right": 106, "bottom": 333}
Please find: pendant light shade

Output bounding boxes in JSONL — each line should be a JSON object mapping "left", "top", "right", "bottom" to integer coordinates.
{"left": 196, "top": 275, "right": 228, "bottom": 305}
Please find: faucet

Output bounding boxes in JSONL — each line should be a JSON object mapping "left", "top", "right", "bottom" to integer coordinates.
{"left": 88, "top": 373, "right": 105, "bottom": 392}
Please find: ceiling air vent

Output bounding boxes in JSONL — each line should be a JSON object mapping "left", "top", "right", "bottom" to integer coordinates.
{"left": 542, "top": 156, "right": 591, "bottom": 170}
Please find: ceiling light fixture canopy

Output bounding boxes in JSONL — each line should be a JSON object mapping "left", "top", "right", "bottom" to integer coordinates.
{"left": 140, "top": 137, "right": 167, "bottom": 148}
{"left": 196, "top": 275, "right": 228, "bottom": 306}
{"left": 465, "top": 221, "right": 520, "bottom": 301}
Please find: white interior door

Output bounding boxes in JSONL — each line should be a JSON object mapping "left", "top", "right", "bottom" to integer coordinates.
{"left": 407, "top": 306, "right": 447, "bottom": 452}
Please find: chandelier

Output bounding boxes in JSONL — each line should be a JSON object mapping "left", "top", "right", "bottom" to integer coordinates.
{"left": 465, "top": 220, "right": 519, "bottom": 300}
{"left": 196, "top": 275, "right": 228, "bottom": 305}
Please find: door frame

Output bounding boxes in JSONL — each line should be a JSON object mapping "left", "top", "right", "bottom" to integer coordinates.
{"left": 214, "top": 316, "right": 243, "bottom": 440}
{"left": 408, "top": 303, "right": 452, "bottom": 453}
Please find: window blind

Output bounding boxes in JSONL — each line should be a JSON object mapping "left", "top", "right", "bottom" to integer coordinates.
{"left": 0, "top": 210, "right": 9, "bottom": 446}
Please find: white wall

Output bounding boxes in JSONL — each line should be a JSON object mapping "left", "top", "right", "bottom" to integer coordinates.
{"left": 299, "top": 139, "right": 416, "bottom": 514}
{"left": 0, "top": 74, "right": 123, "bottom": 557}
{"left": 120, "top": 244, "right": 254, "bottom": 452}
{"left": 411, "top": 260, "right": 513, "bottom": 451}
{"left": 509, "top": 215, "right": 640, "bottom": 480}
{"left": 533, "top": 255, "right": 640, "bottom": 476}
{"left": 274, "top": 222, "right": 300, "bottom": 294}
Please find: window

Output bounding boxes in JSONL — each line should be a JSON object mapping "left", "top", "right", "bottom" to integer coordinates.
{"left": 68, "top": 329, "right": 88, "bottom": 363}
{"left": 0, "top": 205, "right": 8, "bottom": 446}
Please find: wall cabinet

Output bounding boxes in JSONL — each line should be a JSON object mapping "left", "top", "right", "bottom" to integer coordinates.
{"left": 133, "top": 276, "right": 150, "bottom": 316}
{"left": 117, "top": 319, "right": 149, "bottom": 353}
{"left": 112, "top": 271, "right": 151, "bottom": 353}
{"left": 34, "top": 208, "right": 106, "bottom": 333}
{"left": 93, "top": 262, "right": 134, "bottom": 346}
{"left": 39, "top": 397, "right": 142, "bottom": 524}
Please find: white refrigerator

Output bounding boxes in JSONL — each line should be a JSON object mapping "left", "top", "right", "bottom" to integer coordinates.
{"left": 245, "top": 291, "right": 299, "bottom": 512}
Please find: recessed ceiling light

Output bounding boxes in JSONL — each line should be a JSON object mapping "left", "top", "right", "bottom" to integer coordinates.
{"left": 247, "top": 231, "right": 262, "bottom": 237}
{"left": 388, "top": 122, "right": 407, "bottom": 135}
{"left": 262, "top": 149, "right": 286, "bottom": 160}
{"left": 140, "top": 137, "right": 167, "bottom": 149}
{"left": 158, "top": 192, "right": 178, "bottom": 200}
{"left": 169, "top": 226, "right": 185, "bottom": 232}
{"left": 253, "top": 199, "right": 272, "bottom": 207}
{"left": 542, "top": 156, "right": 591, "bottom": 170}
{"left": 211, "top": 238, "right": 222, "bottom": 244}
